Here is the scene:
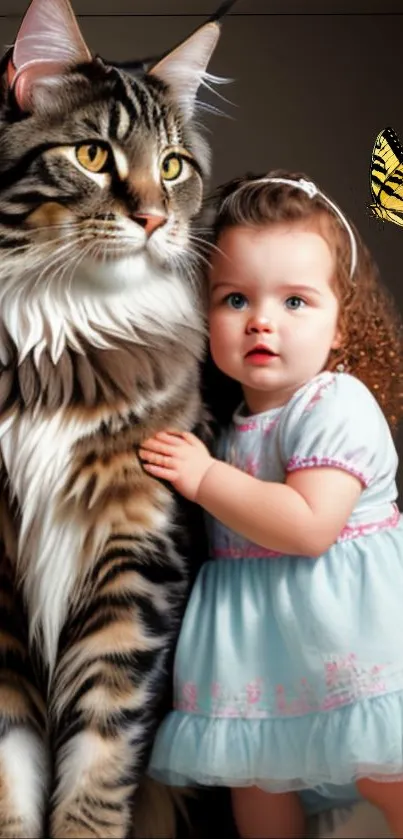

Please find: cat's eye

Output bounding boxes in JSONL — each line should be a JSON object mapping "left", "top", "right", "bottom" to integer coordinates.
{"left": 76, "top": 144, "right": 110, "bottom": 173}
{"left": 160, "top": 153, "right": 184, "bottom": 182}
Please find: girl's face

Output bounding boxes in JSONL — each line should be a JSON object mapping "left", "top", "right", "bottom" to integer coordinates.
{"left": 208, "top": 221, "right": 341, "bottom": 413}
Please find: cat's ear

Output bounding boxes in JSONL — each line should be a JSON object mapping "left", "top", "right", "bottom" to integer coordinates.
{"left": 7, "top": 0, "right": 92, "bottom": 112}
{"left": 149, "top": 22, "right": 221, "bottom": 122}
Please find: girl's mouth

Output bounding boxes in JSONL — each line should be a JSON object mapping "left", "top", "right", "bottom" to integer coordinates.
{"left": 245, "top": 347, "right": 278, "bottom": 364}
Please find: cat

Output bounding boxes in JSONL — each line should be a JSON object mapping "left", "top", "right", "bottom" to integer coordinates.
{"left": 0, "top": 0, "right": 228, "bottom": 835}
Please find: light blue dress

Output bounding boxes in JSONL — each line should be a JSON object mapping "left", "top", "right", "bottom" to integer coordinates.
{"left": 149, "top": 372, "right": 403, "bottom": 806}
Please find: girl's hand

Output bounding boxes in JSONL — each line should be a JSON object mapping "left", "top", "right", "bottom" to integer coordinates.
{"left": 139, "top": 431, "right": 214, "bottom": 501}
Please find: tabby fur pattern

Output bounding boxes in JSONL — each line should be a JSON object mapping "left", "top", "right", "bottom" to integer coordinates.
{"left": 0, "top": 0, "right": 222, "bottom": 835}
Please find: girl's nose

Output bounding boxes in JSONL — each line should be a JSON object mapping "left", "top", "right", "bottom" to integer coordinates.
{"left": 245, "top": 315, "right": 273, "bottom": 334}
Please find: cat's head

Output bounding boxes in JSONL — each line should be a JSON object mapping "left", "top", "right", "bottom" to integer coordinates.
{"left": 0, "top": 0, "right": 221, "bottom": 302}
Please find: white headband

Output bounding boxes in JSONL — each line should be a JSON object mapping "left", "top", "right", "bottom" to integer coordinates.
{"left": 238, "top": 177, "right": 357, "bottom": 279}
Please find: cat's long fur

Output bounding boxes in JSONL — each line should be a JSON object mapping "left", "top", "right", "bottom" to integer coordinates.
{"left": 0, "top": 0, "right": 224, "bottom": 835}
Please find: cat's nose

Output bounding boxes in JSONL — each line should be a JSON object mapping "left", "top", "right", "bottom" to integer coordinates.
{"left": 133, "top": 213, "right": 167, "bottom": 237}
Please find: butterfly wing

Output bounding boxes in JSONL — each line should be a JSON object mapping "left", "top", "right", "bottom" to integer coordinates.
{"left": 370, "top": 126, "right": 403, "bottom": 226}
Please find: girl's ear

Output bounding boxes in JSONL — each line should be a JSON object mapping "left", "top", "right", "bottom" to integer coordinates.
{"left": 149, "top": 22, "right": 221, "bottom": 122}
{"left": 331, "top": 326, "right": 344, "bottom": 351}
{"left": 7, "top": 0, "right": 92, "bottom": 113}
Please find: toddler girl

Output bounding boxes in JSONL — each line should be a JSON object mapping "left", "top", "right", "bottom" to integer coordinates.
{"left": 140, "top": 171, "right": 403, "bottom": 838}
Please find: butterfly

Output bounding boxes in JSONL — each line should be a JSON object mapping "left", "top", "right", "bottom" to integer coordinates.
{"left": 370, "top": 126, "right": 403, "bottom": 226}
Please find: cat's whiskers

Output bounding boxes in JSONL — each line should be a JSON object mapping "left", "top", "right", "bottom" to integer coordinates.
{"left": 187, "top": 235, "right": 215, "bottom": 271}
{"left": 190, "top": 233, "right": 226, "bottom": 260}
{"left": 7, "top": 217, "right": 209, "bottom": 283}
{"left": 185, "top": 247, "right": 210, "bottom": 276}
{"left": 13, "top": 234, "right": 89, "bottom": 278}
{"left": 195, "top": 69, "right": 234, "bottom": 121}
{"left": 194, "top": 100, "right": 230, "bottom": 119}
{"left": 28, "top": 220, "right": 124, "bottom": 248}
{"left": 67, "top": 214, "right": 145, "bottom": 258}
{"left": 2, "top": 230, "right": 81, "bottom": 262}
{"left": 191, "top": 118, "right": 214, "bottom": 136}
{"left": 168, "top": 249, "right": 203, "bottom": 300}
{"left": 28, "top": 220, "right": 83, "bottom": 235}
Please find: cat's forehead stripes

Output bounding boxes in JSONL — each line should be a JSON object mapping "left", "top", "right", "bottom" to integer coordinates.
{"left": 104, "top": 71, "right": 181, "bottom": 152}
{"left": 129, "top": 78, "right": 155, "bottom": 133}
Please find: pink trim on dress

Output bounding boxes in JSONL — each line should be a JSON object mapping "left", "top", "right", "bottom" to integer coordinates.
{"left": 176, "top": 682, "right": 199, "bottom": 713}
{"left": 338, "top": 504, "right": 401, "bottom": 541}
{"left": 286, "top": 455, "right": 370, "bottom": 487}
{"left": 212, "top": 505, "right": 400, "bottom": 559}
{"left": 237, "top": 420, "right": 259, "bottom": 432}
{"left": 176, "top": 656, "right": 398, "bottom": 719}
{"left": 236, "top": 414, "right": 281, "bottom": 434}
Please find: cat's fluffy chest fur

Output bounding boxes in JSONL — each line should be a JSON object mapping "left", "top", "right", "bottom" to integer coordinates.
{"left": 0, "top": 271, "right": 203, "bottom": 672}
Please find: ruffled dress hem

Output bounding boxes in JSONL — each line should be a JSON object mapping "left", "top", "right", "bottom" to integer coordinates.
{"left": 149, "top": 691, "right": 403, "bottom": 792}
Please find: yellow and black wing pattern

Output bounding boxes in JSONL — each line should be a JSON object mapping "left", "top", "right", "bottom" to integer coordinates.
{"left": 370, "top": 126, "right": 403, "bottom": 227}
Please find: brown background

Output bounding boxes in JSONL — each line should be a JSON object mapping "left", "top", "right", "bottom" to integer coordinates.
{"left": 2, "top": 0, "right": 403, "bottom": 487}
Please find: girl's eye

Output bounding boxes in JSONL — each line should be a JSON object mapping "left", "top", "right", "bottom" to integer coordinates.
{"left": 285, "top": 295, "right": 306, "bottom": 310}
{"left": 225, "top": 292, "right": 248, "bottom": 310}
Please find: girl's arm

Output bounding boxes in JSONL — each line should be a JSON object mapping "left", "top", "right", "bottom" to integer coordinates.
{"left": 139, "top": 431, "right": 362, "bottom": 557}
{"left": 197, "top": 459, "right": 362, "bottom": 556}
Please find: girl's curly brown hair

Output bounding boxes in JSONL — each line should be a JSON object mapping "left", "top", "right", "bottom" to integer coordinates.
{"left": 206, "top": 169, "right": 403, "bottom": 432}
